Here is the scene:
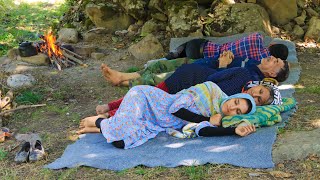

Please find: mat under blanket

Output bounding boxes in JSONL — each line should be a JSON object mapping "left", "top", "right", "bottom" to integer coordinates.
{"left": 45, "top": 33, "right": 300, "bottom": 170}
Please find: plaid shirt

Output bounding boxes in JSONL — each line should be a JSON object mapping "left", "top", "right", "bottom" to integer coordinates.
{"left": 203, "top": 33, "right": 270, "bottom": 62}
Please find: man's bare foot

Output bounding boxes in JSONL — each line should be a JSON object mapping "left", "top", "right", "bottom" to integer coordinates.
{"left": 79, "top": 116, "right": 100, "bottom": 129}
{"left": 76, "top": 127, "right": 101, "bottom": 135}
{"left": 96, "top": 104, "right": 109, "bottom": 115}
{"left": 101, "top": 64, "right": 123, "bottom": 85}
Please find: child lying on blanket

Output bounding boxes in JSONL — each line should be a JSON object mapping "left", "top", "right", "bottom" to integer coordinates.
{"left": 77, "top": 82, "right": 257, "bottom": 149}
{"left": 97, "top": 78, "right": 282, "bottom": 117}
{"left": 168, "top": 97, "right": 297, "bottom": 139}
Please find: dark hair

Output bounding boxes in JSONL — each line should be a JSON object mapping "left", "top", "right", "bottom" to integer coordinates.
{"left": 244, "top": 99, "right": 253, "bottom": 114}
{"left": 269, "top": 44, "right": 289, "bottom": 60}
{"left": 263, "top": 86, "right": 274, "bottom": 105}
{"left": 275, "top": 60, "right": 289, "bottom": 82}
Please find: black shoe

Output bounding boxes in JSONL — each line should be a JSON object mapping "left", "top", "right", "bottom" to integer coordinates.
{"left": 29, "top": 140, "right": 45, "bottom": 162}
{"left": 14, "top": 142, "right": 31, "bottom": 163}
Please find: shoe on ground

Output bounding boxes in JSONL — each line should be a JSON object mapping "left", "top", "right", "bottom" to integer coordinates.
{"left": 14, "top": 141, "right": 31, "bottom": 163}
{"left": 29, "top": 140, "right": 45, "bottom": 162}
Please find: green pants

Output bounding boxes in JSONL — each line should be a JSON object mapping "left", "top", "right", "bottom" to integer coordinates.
{"left": 130, "top": 58, "right": 196, "bottom": 87}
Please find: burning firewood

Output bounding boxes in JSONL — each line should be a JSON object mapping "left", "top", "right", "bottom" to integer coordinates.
{"left": 37, "top": 32, "right": 87, "bottom": 70}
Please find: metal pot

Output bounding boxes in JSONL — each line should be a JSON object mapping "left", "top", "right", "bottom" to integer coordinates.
{"left": 18, "top": 41, "right": 38, "bottom": 57}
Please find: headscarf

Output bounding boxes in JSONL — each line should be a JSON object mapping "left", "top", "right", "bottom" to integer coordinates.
{"left": 180, "top": 81, "right": 256, "bottom": 117}
{"left": 242, "top": 78, "right": 282, "bottom": 105}
{"left": 220, "top": 93, "right": 256, "bottom": 116}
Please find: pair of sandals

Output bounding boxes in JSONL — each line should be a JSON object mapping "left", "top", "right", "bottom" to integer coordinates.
{"left": 14, "top": 140, "right": 45, "bottom": 163}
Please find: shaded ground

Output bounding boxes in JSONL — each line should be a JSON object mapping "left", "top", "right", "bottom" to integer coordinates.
{"left": 0, "top": 39, "right": 320, "bottom": 179}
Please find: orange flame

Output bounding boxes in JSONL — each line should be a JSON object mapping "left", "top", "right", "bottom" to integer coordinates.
{"left": 40, "top": 31, "right": 63, "bottom": 58}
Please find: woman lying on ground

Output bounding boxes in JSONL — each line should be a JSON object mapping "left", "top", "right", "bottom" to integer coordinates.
{"left": 77, "top": 82, "right": 256, "bottom": 149}
{"left": 96, "top": 63, "right": 282, "bottom": 118}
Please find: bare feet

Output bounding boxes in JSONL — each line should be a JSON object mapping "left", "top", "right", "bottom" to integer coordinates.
{"left": 96, "top": 104, "right": 109, "bottom": 115}
{"left": 101, "top": 64, "right": 123, "bottom": 85}
{"left": 79, "top": 116, "right": 100, "bottom": 129}
{"left": 76, "top": 127, "right": 101, "bottom": 135}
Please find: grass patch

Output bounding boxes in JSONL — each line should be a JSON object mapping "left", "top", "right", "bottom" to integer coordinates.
{"left": 15, "top": 90, "right": 43, "bottom": 105}
{"left": 0, "top": 148, "right": 8, "bottom": 161}
{"left": 182, "top": 166, "right": 207, "bottom": 180}
{"left": 296, "top": 86, "right": 320, "bottom": 94}
{"left": 0, "top": 1, "right": 69, "bottom": 56}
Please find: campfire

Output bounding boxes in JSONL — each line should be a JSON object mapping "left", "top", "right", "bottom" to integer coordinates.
{"left": 37, "top": 32, "right": 85, "bottom": 70}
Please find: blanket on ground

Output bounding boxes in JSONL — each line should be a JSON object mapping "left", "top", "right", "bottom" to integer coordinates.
{"left": 45, "top": 32, "right": 299, "bottom": 170}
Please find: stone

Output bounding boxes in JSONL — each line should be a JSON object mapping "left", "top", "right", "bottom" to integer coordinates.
{"left": 306, "top": 8, "right": 319, "bottom": 17}
{"left": 0, "top": 56, "right": 11, "bottom": 66}
{"left": 258, "top": 0, "right": 298, "bottom": 25}
{"left": 151, "top": 13, "right": 168, "bottom": 22}
{"left": 128, "top": 34, "right": 164, "bottom": 60}
{"left": 19, "top": 53, "right": 50, "bottom": 65}
{"left": 91, "top": 52, "right": 105, "bottom": 60}
{"left": 312, "top": 0, "right": 320, "bottom": 6}
{"left": 294, "top": 10, "right": 307, "bottom": 25}
{"left": 141, "top": 19, "right": 165, "bottom": 37}
{"left": 166, "top": 1, "right": 202, "bottom": 37}
{"left": 283, "top": 23, "right": 293, "bottom": 31}
{"left": 57, "top": 28, "right": 79, "bottom": 43}
{"left": 292, "top": 25, "right": 304, "bottom": 38}
{"left": 273, "top": 129, "right": 320, "bottom": 163}
{"left": 4, "top": 62, "right": 47, "bottom": 74}
{"left": 148, "top": 0, "right": 165, "bottom": 13}
{"left": 74, "top": 45, "right": 96, "bottom": 57}
{"left": 115, "top": 30, "right": 128, "bottom": 37}
{"left": 7, "top": 74, "right": 36, "bottom": 89}
{"left": 296, "top": 0, "right": 305, "bottom": 8}
{"left": 304, "top": 17, "right": 320, "bottom": 42}
{"left": 195, "top": 0, "right": 215, "bottom": 4}
{"left": 205, "top": 3, "right": 272, "bottom": 36}
{"left": 127, "top": 24, "right": 141, "bottom": 36}
{"left": 116, "top": 0, "right": 148, "bottom": 20}
{"left": 7, "top": 48, "right": 19, "bottom": 60}
{"left": 85, "top": 3, "right": 134, "bottom": 32}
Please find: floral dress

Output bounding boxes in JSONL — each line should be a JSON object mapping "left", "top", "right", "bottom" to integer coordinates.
{"left": 100, "top": 85, "right": 202, "bottom": 149}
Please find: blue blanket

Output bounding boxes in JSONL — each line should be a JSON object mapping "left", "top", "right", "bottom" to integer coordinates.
{"left": 45, "top": 33, "right": 299, "bottom": 170}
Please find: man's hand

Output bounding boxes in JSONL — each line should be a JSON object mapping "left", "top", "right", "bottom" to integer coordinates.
{"left": 235, "top": 125, "right": 256, "bottom": 137}
{"left": 209, "top": 114, "right": 222, "bottom": 126}
{"left": 218, "top": 50, "right": 234, "bottom": 68}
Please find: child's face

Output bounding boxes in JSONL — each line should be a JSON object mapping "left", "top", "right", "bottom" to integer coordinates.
{"left": 221, "top": 98, "right": 249, "bottom": 116}
{"left": 245, "top": 85, "right": 270, "bottom": 105}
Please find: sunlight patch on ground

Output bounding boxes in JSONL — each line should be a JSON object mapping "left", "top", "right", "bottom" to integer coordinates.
{"left": 204, "top": 144, "right": 239, "bottom": 152}
{"left": 165, "top": 142, "right": 185, "bottom": 148}
{"left": 311, "top": 119, "right": 320, "bottom": 128}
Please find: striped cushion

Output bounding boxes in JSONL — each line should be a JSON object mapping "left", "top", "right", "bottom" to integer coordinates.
{"left": 222, "top": 98, "right": 296, "bottom": 127}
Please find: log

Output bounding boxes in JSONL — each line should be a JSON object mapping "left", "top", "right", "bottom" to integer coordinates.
{"left": 0, "top": 104, "right": 46, "bottom": 116}
{"left": 62, "top": 50, "right": 86, "bottom": 65}
{"left": 60, "top": 46, "right": 84, "bottom": 60}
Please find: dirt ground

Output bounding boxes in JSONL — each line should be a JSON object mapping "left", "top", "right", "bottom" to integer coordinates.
{"left": 0, "top": 36, "right": 319, "bottom": 179}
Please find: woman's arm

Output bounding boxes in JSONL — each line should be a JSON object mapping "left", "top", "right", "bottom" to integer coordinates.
{"left": 198, "top": 125, "right": 256, "bottom": 137}
{"left": 172, "top": 108, "right": 210, "bottom": 123}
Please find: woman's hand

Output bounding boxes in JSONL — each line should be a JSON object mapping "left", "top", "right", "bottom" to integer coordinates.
{"left": 218, "top": 50, "right": 234, "bottom": 68}
{"left": 209, "top": 114, "right": 222, "bottom": 126}
{"left": 235, "top": 125, "right": 256, "bottom": 137}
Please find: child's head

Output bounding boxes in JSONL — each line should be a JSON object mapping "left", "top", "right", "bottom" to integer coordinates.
{"left": 220, "top": 93, "right": 256, "bottom": 116}
{"left": 242, "top": 79, "right": 282, "bottom": 105}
